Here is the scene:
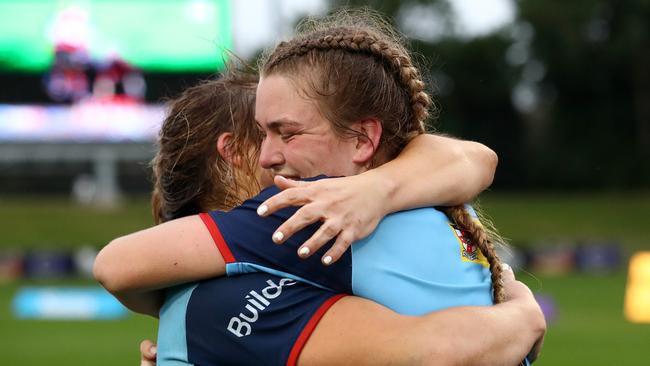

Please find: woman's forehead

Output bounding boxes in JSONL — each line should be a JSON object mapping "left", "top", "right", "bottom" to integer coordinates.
{"left": 256, "top": 75, "right": 327, "bottom": 130}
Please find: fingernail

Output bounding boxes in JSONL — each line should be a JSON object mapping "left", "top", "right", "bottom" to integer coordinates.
{"left": 151, "top": 345, "right": 157, "bottom": 355}
{"left": 501, "top": 263, "right": 511, "bottom": 272}
{"left": 272, "top": 231, "right": 284, "bottom": 243}
{"left": 298, "top": 246, "right": 310, "bottom": 257}
{"left": 322, "top": 256, "right": 333, "bottom": 265}
{"left": 257, "top": 204, "right": 268, "bottom": 216}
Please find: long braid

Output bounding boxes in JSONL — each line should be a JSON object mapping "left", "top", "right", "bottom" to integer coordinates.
{"left": 265, "top": 27, "right": 431, "bottom": 136}
{"left": 444, "top": 205, "right": 505, "bottom": 303}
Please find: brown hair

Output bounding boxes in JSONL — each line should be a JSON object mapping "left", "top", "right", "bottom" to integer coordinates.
{"left": 151, "top": 67, "right": 261, "bottom": 224}
{"left": 260, "top": 9, "right": 432, "bottom": 164}
{"left": 259, "top": 9, "right": 505, "bottom": 303}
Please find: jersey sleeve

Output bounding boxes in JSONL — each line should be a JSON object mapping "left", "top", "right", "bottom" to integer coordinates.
{"left": 199, "top": 182, "right": 353, "bottom": 294}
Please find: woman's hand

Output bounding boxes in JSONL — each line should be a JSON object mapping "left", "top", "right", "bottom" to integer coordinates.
{"left": 257, "top": 175, "right": 390, "bottom": 265}
{"left": 501, "top": 263, "right": 546, "bottom": 364}
{"left": 140, "top": 340, "right": 157, "bottom": 366}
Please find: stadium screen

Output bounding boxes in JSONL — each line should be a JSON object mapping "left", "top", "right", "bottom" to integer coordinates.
{"left": 0, "top": 102, "right": 165, "bottom": 143}
{"left": 0, "top": 0, "right": 232, "bottom": 143}
{"left": 0, "top": 0, "right": 232, "bottom": 72}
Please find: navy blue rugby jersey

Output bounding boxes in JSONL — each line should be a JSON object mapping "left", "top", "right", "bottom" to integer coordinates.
{"left": 157, "top": 272, "right": 345, "bottom": 366}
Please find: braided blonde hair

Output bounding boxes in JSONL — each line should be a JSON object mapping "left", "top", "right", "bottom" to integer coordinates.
{"left": 444, "top": 206, "right": 506, "bottom": 303}
{"left": 260, "top": 9, "right": 505, "bottom": 303}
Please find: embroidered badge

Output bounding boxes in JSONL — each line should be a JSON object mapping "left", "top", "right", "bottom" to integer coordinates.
{"left": 449, "top": 223, "right": 489, "bottom": 267}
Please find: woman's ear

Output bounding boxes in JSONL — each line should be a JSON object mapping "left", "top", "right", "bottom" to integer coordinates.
{"left": 216, "top": 132, "right": 241, "bottom": 166}
{"left": 352, "top": 118, "right": 382, "bottom": 165}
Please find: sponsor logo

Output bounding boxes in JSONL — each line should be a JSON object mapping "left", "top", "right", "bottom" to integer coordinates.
{"left": 226, "top": 278, "right": 297, "bottom": 337}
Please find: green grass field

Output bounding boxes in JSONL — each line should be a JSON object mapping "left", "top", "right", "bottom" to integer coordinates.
{"left": 0, "top": 279, "right": 157, "bottom": 365}
{"left": 0, "top": 193, "right": 648, "bottom": 365}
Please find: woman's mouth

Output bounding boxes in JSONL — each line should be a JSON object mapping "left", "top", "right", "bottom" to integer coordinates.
{"left": 278, "top": 175, "right": 300, "bottom": 181}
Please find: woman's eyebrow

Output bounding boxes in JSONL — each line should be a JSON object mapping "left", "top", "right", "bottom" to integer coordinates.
{"left": 259, "top": 119, "right": 302, "bottom": 131}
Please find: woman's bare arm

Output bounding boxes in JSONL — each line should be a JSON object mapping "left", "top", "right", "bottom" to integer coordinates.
{"left": 93, "top": 215, "right": 225, "bottom": 314}
{"left": 300, "top": 278, "right": 545, "bottom": 366}
{"left": 258, "top": 134, "right": 498, "bottom": 264}
{"left": 111, "top": 291, "right": 165, "bottom": 318}
{"left": 375, "top": 133, "right": 498, "bottom": 209}
{"left": 135, "top": 277, "right": 544, "bottom": 365}
{"left": 95, "top": 136, "right": 498, "bottom": 310}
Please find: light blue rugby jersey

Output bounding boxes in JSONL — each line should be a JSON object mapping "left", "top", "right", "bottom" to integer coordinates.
{"left": 350, "top": 207, "right": 493, "bottom": 315}
{"left": 157, "top": 284, "right": 196, "bottom": 366}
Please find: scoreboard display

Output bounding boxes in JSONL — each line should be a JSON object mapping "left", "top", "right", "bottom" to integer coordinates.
{"left": 0, "top": 0, "right": 232, "bottom": 72}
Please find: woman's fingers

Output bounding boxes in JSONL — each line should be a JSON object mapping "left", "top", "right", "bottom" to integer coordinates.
{"left": 257, "top": 175, "right": 382, "bottom": 265}
{"left": 274, "top": 175, "right": 301, "bottom": 190}
{"left": 140, "top": 340, "right": 157, "bottom": 366}
{"left": 294, "top": 219, "right": 343, "bottom": 259}
{"left": 257, "top": 180, "right": 310, "bottom": 217}
{"left": 266, "top": 196, "right": 352, "bottom": 266}
{"left": 503, "top": 279, "right": 534, "bottom": 303}
{"left": 320, "top": 229, "right": 355, "bottom": 265}
{"left": 270, "top": 205, "right": 321, "bottom": 244}
{"left": 500, "top": 263, "right": 515, "bottom": 282}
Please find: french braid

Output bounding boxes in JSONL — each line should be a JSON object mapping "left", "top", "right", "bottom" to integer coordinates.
{"left": 260, "top": 15, "right": 435, "bottom": 162}
{"left": 265, "top": 28, "right": 432, "bottom": 134}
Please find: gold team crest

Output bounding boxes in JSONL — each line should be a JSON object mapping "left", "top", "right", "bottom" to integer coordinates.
{"left": 449, "top": 223, "right": 489, "bottom": 267}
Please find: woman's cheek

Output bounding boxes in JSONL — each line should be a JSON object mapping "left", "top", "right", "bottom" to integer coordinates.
{"left": 259, "top": 168, "right": 275, "bottom": 188}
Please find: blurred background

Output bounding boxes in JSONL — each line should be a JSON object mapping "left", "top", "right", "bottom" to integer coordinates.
{"left": 0, "top": 0, "right": 648, "bottom": 364}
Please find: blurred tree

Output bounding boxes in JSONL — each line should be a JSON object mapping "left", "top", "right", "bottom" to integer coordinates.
{"left": 329, "top": 0, "right": 650, "bottom": 189}
{"left": 429, "top": 35, "right": 526, "bottom": 188}
{"left": 517, "top": 0, "right": 650, "bottom": 188}
{"left": 331, "top": 0, "right": 526, "bottom": 187}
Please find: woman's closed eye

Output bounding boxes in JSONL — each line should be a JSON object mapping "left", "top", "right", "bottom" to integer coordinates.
{"left": 280, "top": 130, "right": 300, "bottom": 141}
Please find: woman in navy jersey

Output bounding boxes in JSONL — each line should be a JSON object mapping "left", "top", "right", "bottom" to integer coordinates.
{"left": 96, "top": 11, "right": 544, "bottom": 366}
